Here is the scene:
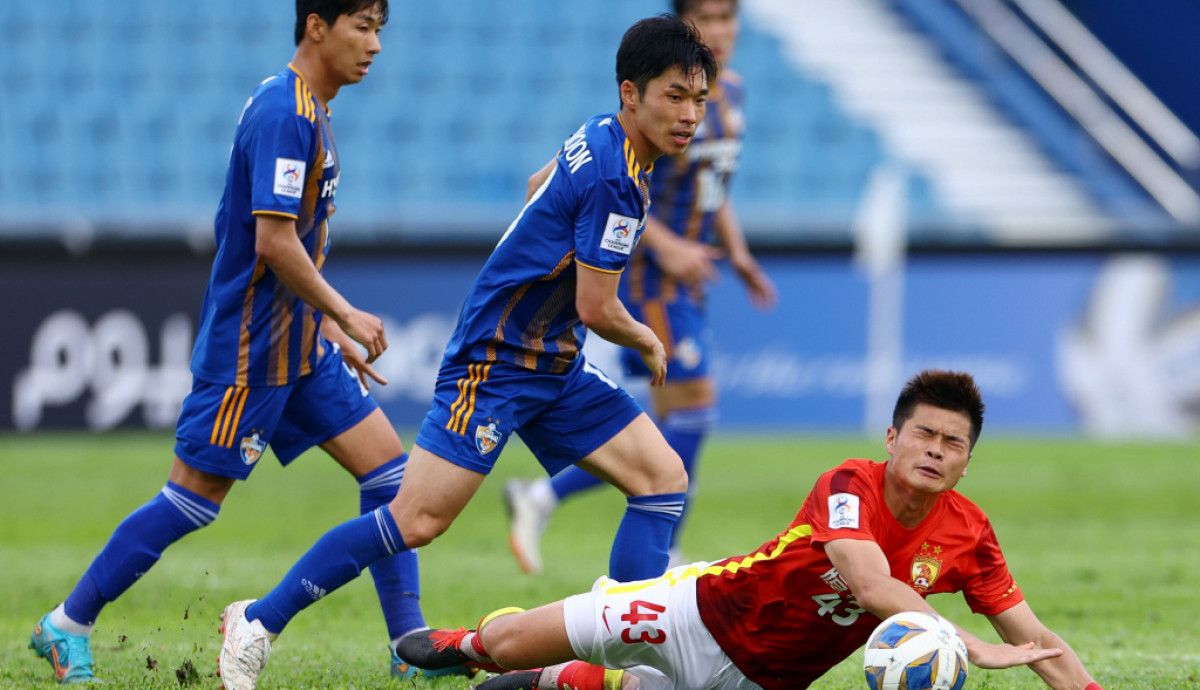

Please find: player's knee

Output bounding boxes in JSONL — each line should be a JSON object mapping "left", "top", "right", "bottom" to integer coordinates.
{"left": 653, "top": 455, "right": 689, "bottom": 495}
{"left": 392, "top": 508, "right": 452, "bottom": 549}
{"left": 479, "top": 618, "right": 524, "bottom": 668}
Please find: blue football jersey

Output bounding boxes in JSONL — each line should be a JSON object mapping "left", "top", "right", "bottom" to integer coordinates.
{"left": 191, "top": 65, "right": 341, "bottom": 387}
{"left": 623, "top": 73, "right": 745, "bottom": 305}
{"left": 442, "top": 113, "right": 652, "bottom": 373}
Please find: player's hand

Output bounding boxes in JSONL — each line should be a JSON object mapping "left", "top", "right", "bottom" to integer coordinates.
{"left": 657, "top": 236, "right": 724, "bottom": 287}
{"left": 321, "top": 317, "right": 389, "bottom": 389}
{"left": 337, "top": 308, "right": 389, "bottom": 363}
{"left": 339, "top": 338, "right": 389, "bottom": 390}
{"left": 639, "top": 337, "right": 668, "bottom": 387}
{"left": 967, "top": 640, "right": 1063, "bottom": 669}
{"left": 731, "top": 251, "right": 777, "bottom": 310}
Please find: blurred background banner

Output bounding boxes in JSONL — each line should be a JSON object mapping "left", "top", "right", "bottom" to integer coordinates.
{"left": 4, "top": 0, "right": 1200, "bottom": 436}
{"left": 8, "top": 250, "right": 1200, "bottom": 435}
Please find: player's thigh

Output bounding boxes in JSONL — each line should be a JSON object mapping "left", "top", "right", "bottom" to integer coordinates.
{"left": 273, "top": 346, "right": 389, "bottom": 470}
{"left": 562, "top": 565, "right": 753, "bottom": 690}
{"left": 517, "top": 358, "right": 651, "bottom": 480}
{"left": 387, "top": 442, "right": 487, "bottom": 545}
{"left": 174, "top": 379, "right": 292, "bottom": 480}
{"left": 575, "top": 416, "right": 686, "bottom": 496}
{"left": 650, "top": 377, "right": 717, "bottom": 418}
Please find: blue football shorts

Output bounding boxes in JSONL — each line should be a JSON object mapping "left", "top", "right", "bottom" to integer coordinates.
{"left": 415, "top": 355, "right": 644, "bottom": 476}
{"left": 620, "top": 297, "right": 711, "bottom": 382}
{"left": 174, "top": 344, "right": 378, "bottom": 480}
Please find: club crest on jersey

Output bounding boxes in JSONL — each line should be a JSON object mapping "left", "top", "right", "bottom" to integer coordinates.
{"left": 601, "top": 213, "right": 639, "bottom": 255}
{"left": 475, "top": 422, "right": 502, "bottom": 455}
{"left": 240, "top": 432, "right": 267, "bottom": 466}
{"left": 911, "top": 542, "right": 944, "bottom": 591}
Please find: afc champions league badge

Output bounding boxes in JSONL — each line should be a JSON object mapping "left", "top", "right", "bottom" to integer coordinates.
{"left": 911, "top": 542, "right": 944, "bottom": 592}
{"left": 240, "top": 431, "right": 267, "bottom": 466}
{"left": 475, "top": 422, "right": 502, "bottom": 455}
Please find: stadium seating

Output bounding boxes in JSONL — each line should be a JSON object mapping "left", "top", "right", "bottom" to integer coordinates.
{"left": 0, "top": 0, "right": 1012, "bottom": 241}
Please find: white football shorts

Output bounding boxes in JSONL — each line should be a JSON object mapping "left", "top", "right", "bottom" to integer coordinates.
{"left": 562, "top": 562, "right": 763, "bottom": 690}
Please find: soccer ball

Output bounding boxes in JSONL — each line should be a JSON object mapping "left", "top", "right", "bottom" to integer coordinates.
{"left": 863, "top": 611, "right": 968, "bottom": 690}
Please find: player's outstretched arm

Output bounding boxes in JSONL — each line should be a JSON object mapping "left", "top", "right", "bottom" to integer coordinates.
{"left": 712, "top": 200, "right": 776, "bottom": 310}
{"left": 826, "top": 538, "right": 1064, "bottom": 671}
{"left": 254, "top": 214, "right": 388, "bottom": 361}
{"left": 527, "top": 159, "right": 557, "bottom": 203}
{"left": 576, "top": 264, "right": 667, "bottom": 386}
{"left": 987, "top": 602, "right": 1101, "bottom": 689}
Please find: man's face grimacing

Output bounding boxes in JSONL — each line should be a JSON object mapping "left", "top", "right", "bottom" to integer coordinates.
{"left": 885, "top": 403, "right": 973, "bottom": 495}
{"left": 629, "top": 65, "right": 708, "bottom": 159}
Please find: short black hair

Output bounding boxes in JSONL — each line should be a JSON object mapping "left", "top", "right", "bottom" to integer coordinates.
{"left": 892, "top": 370, "right": 986, "bottom": 448}
{"left": 616, "top": 14, "right": 718, "bottom": 99}
{"left": 672, "top": 0, "right": 740, "bottom": 17}
{"left": 295, "top": 0, "right": 388, "bottom": 46}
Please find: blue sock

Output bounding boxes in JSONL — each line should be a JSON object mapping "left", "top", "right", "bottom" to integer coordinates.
{"left": 63, "top": 482, "right": 219, "bottom": 626}
{"left": 247, "top": 506, "right": 406, "bottom": 634}
{"left": 358, "top": 455, "right": 425, "bottom": 639}
{"left": 549, "top": 465, "right": 605, "bottom": 501}
{"left": 609, "top": 492, "right": 686, "bottom": 581}
{"left": 661, "top": 406, "right": 715, "bottom": 550}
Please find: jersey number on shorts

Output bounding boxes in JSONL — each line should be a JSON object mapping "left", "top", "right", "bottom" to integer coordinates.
{"left": 811, "top": 593, "right": 867, "bottom": 626}
{"left": 620, "top": 600, "right": 667, "bottom": 645}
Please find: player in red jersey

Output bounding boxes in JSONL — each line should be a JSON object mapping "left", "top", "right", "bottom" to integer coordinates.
{"left": 395, "top": 370, "right": 1104, "bottom": 690}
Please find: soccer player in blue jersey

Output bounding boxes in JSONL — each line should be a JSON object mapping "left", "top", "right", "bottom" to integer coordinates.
{"left": 28, "top": 1, "right": 457, "bottom": 684}
{"left": 215, "top": 15, "right": 718, "bottom": 690}
{"left": 505, "top": 0, "right": 778, "bottom": 575}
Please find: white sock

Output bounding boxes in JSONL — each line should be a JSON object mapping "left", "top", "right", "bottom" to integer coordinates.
{"left": 50, "top": 604, "right": 93, "bottom": 636}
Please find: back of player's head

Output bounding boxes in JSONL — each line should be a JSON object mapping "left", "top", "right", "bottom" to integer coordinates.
{"left": 295, "top": 0, "right": 389, "bottom": 46}
{"left": 616, "top": 14, "right": 718, "bottom": 99}
{"left": 672, "top": 0, "right": 740, "bottom": 17}
{"left": 892, "top": 370, "right": 985, "bottom": 447}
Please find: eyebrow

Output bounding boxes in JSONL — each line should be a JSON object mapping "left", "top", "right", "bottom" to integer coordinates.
{"left": 667, "top": 82, "right": 709, "bottom": 95}
{"left": 915, "top": 424, "right": 966, "bottom": 444}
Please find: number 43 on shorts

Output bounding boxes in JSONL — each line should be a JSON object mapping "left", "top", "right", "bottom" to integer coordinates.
{"left": 620, "top": 600, "right": 668, "bottom": 644}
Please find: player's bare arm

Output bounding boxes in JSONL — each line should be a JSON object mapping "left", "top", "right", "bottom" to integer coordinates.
{"left": 254, "top": 214, "right": 387, "bottom": 361}
{"left": 526, "top": 159, "right": 557, "bottom": 203}
{"left": 637, "top": 212, "right": 723, "bottom": 287}
{"left": 712, "top": 199, "right": 777, "bottom": 309}
{"left": 319, "top": 318, "right": 388, "bottom": 389}
{"left": 988, "top": 602, "right": 1098, "bottom": 689}
{"left": 826, "top": 537, "right": 1063, "bottom": 670}
{"left": 575, "top": 263, "right": 667, "bottom": 386}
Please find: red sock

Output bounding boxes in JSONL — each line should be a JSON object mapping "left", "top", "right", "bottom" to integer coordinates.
{"left": 554, "top": 661, "right": 607, "bottom": 690}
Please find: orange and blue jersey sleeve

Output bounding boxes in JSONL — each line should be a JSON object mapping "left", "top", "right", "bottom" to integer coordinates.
{"left": 573, "top": 175, "right": 644, "bottom": 274}
{"left": 247, "top": 108, "right": 315, "bottom": 220}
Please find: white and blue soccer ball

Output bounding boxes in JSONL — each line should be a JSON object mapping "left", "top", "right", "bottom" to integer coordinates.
{"left": 863, "top": 611, "right": 968, "bottom": 690}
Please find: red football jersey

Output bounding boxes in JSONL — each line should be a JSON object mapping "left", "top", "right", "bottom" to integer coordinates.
{"left": 695, "top": 459, "right": 1024, "bottom": 689}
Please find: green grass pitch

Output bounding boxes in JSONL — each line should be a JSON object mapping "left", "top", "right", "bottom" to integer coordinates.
{"left": 2, "top": 431, "right": 1197, "bottom": 689}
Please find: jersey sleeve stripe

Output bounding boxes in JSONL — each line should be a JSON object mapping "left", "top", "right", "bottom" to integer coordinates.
{"left": 575, "top": 258, "right": 623, "bottom": 274}
{"left": 252, "top": 210, "right": 300, "bottom": 220}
